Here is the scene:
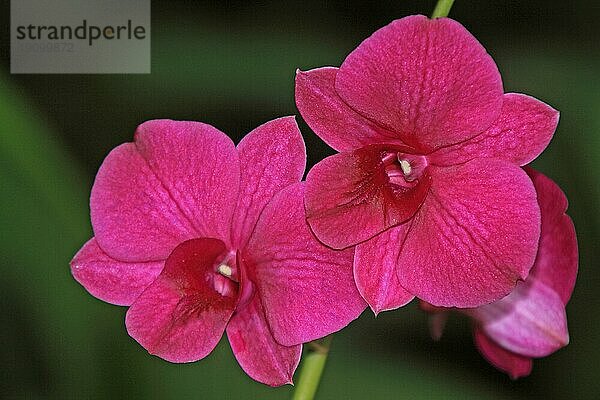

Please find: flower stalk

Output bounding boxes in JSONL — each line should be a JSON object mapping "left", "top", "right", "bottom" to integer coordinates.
{"left": 291, "top": 336, "right": 333, "bottom": 400}
{"left": 431, "top": 0, "right": 455, "bottom": 18}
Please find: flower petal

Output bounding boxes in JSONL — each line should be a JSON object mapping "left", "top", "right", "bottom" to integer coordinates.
{"left": 526, "top": 168, "right": 578, "bottom": 304}
{"left": 305, "top": 145, "right": 431, "bottom": 249}
{"left": 295, "top": 67, "right": 404, "bottom": 151}
{"left": 430, "top": 94, "right": 559, "bottom": 166}
{"left": 227, "top": 296, "right": 301, "bottom": 387}
{"left": 244, "top": 183, "right": 366, "bottom": 346}
{"left": 473, "top": 328, "right": 532, "bottom": 379}
{"left": 231, "top": 117, "right": 306, "bottom": 249}
{"left": 466, "top": 169, "right": 575, "bottom": 359}
{"left": 354, "top": 225, "right": 414, "bottom": 314}
{"left": 470, "top": 278, "right": 569, "bottom": 358}
{"left": 91, "top": 143, "right": 195, "bottom": 261}
{"left": 397, "top": 159, "right": 540, "bottom": 307}
{"left": 91, "top": 120, "right": 239, "bottom": 262}
{"left": 125, "top": 238, "right": 237, "bottom": 363}
{"left": 336, "top": 15, "right": 503, "bottom": 152}
{"left": 70, "top": 238, "right": 163, "bottom": 306}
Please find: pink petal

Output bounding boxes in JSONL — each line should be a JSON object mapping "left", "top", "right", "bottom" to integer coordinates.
{"left": 125, "top": 238, "right": 237, "bottom": 363}
{"left": 244, "top": 183, "right": 366, "bottom": 346}
{"left": 397, "top": 159, "right": 540, "bottom": 307}
{"left": 464, "top": 169, "right": 575, "bottom": 359}
{"left": 526, "top": 168, "right": 578, "bottom": 304}
{"left": 430, "top": 93, "right": 559, "bottom": 166}
{"left": 91, "top": 143, "right": 195, "bottom": 261}
{"left": 354, "top": 225, "right": 414, "bottom": 314}
{"left": 474, "top": 328, "right": 532, "bottom": 379}
{"left": 336, "top": 15, "right": 503, "bottom": 152}
{"left": 295, "top": 67, "right": 404, "bottom": 151}
{"left": 70, "top": 238, "right": 163, "bottom": 306}
{"left": 227, "top": 296, "right": 301, "bottom": 387}
{"left": 91, "top": 120, "right": 239, "bottom": 262}
{"left": 470, "top": 279, "right": 569, "bottom": 358}
{"left": 231, "top": 117, "right": 306, "bottom": 249}
{"left": 305, "top": 145, "right": 431, "bottom": 249}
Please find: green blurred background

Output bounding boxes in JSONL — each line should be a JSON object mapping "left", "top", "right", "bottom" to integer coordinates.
{"left": 1, "top": 0, "right": 599, "bottom": 398}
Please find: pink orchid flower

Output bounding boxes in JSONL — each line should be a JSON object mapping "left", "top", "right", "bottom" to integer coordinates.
{"left": 70, "top": 117, "right": 366, "bottom": 386}
{"left": 296, "top": 15, "right": 560, "bottom": 310}
{"left": 422, "top": 168, "right": 578, "bottom": 378}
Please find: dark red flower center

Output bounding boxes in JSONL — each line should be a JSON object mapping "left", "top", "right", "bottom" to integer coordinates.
{"left": 212, "top": 250, "right": 239, "bottom": 298}
{"left": 381, "top": 150, "right": 429, "bottom": 188}
{"left": 214, "top": 251, "right": 255, "bottom": 311}
{"left": 162, "top": 238, "right": 256, "bottom": 315}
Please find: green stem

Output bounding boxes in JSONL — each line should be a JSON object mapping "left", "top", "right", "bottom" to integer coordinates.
{"left": 291, "top": 336, "right": 333, "bottom": 400}
{"left": 431, "top": 0, "right": 455, "bottom": 18}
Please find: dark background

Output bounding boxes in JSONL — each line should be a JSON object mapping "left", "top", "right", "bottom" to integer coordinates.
{"left": 1, "top": 0, "right": 599, "bottom": 398}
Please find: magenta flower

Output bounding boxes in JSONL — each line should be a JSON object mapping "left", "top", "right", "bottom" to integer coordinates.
{"left": 70, "top": 117, "right": 366, "bottom": 386}
{"left": 296, "top": 15, "right": 560, "bottom": 309}
{"left": 422, "top": 168, "right": 578, "bottom": 378}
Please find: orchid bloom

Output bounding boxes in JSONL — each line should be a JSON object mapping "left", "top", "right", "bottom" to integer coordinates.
{"left": 70, "top": 117, "right": 366, "bottom": 386}
{"left": 296, "top": 15, "right": 560, "bottom": 310}
{"left": 422, "top": 168, "right": 578, "bottom": 378}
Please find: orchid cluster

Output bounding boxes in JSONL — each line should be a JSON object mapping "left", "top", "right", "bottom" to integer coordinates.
{"left": 71, "top": 12, "right": 577, "bottom": 392}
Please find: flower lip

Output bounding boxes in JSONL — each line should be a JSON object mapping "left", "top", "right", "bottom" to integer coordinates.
{"left": 158, "top": 238, "right": 263, "bottom": 316}
{"left": 125, "top": 237, "right": 239, "bottom": 364}
{"left": 304, "top": 143, "right": 433, "bottom": 249}
{"left": 162, "top": 239, "right": 242, "bottom": 302}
